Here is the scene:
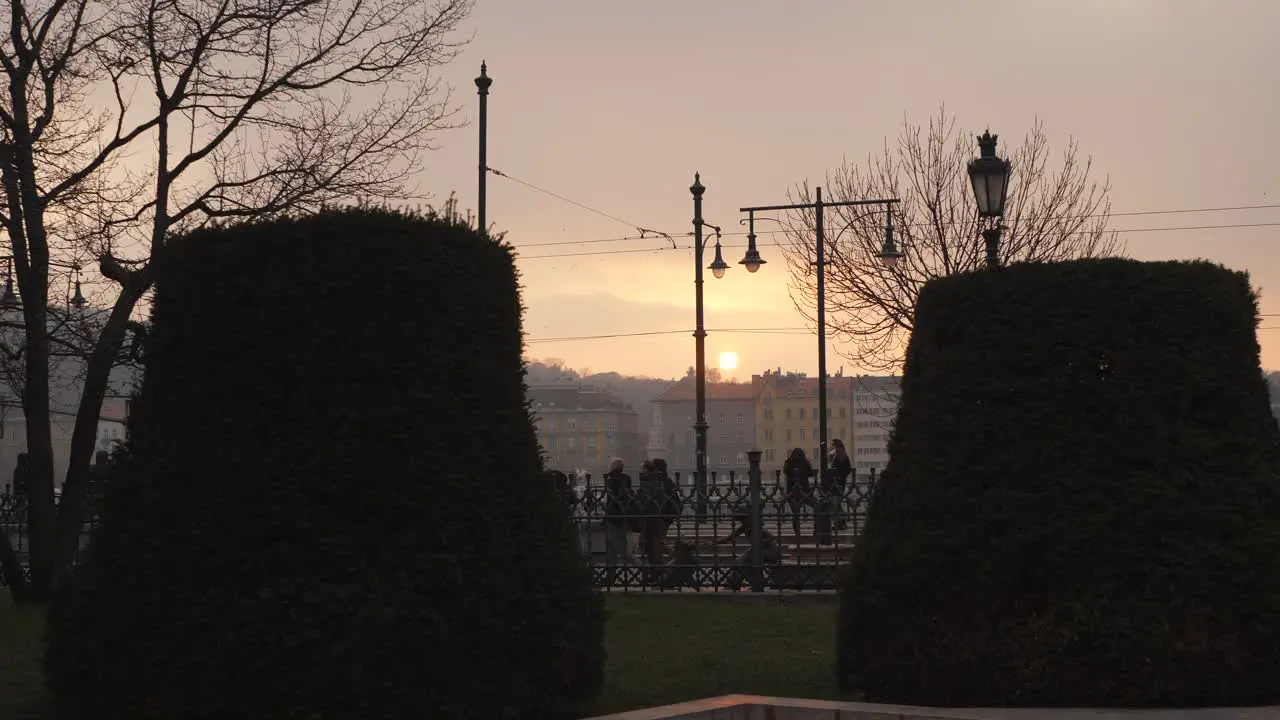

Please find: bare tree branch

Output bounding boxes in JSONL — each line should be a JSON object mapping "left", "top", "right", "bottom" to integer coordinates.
{"left": 0, "top": 0, "right": 473, "bottom": 601}
{"left": 779, "top": 106, "right": 1122, "bottom": 373}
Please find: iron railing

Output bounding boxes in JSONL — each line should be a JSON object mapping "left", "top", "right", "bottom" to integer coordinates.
{"left": 0, "top": 494, "right": 101, "bottom": 587}
{"left": 1, "top": 464, "right": 880, "bottom": 593}
{"left": 566, "top": 463, "right": 878, "bottom": 593}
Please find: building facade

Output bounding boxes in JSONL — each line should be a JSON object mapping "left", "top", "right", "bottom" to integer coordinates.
{"left": 528, "top": 384, "right": 642, "bottom": 475}
{"left": 852, "top": 375, "right": 901, "bottom": 474}
{"left": 752, "top": 369, "right": 855, "bottom": 473}
{"left": 647, "top": 377, "right": 756, "bottom": 479}
{"left": 0, "top": 395, "right": 129, "bottom": 495}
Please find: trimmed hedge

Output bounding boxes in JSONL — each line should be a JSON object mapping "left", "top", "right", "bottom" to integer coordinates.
{"left": 839, "top": 258, "right": 1280, "bottom": 707}
{"left": 45, "top": 207, "right": 604, "bottom": 719}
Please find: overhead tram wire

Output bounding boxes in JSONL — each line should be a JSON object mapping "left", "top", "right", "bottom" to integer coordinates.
{"left": 525, "top": 317, "right": 1280, "bottom": 345}
{"left": 525, "top": 326, "right": 815, "bottom": 344}
{"left": 479, "top": 170, "right": 1280, "bottom": 259}
{"left": 519, "top": 219, "right": 1280, "bottom": 261}
{"left": 486, "top": 166, "right": 680, "bottom": 248}
{"left": 504, "top": 199, "right": 1280, "bottom": 256}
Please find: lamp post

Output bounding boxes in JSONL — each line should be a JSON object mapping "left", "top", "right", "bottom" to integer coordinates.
{"left": 690, "top": 173, "right": 764, "bottom": 521}
{"left": 967, "top": 130, "right": 1012, "bottom": 269}
{"left": 739, "top": 189, "right": 902, "bottom": 482}
{"left": 0, "top": 256, "right": 85, "bottom": 313}
{"left": 475, "top": 62, "right": 492, "bottom": 233}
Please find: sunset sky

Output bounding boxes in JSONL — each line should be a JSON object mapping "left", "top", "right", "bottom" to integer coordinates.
{"left": 417, "top": 0, "right": 1280, "bottom": 380}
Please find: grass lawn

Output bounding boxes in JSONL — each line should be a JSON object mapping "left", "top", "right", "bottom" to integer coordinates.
{"left": 589, "top": 594, "right": 848, "bottom": 716}
{"left": 1, "top": 591, "right": 844, "bottom": 718}
{"left": 0, "top": 593, "right": 47, "bottom": 719}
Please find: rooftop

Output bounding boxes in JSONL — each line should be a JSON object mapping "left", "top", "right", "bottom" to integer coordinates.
{"left": 655, "top": 380, "right": 755, "bottom": 402}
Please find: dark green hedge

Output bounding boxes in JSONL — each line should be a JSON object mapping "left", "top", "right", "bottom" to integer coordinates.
{"left": 45, "top": 207, "right": 604, "bottom": 719}
{"left": 839, "top": 258, "right": 1280, "bottom": 707}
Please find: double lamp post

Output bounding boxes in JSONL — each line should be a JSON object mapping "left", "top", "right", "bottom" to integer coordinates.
{"left": 687, "top": 129, "right": 1013, "bottom": 502}
{"left": 688, "top": 176, "right": 903, "bottom": 511}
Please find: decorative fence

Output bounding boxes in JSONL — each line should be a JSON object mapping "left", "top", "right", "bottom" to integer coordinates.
{"left": 2, "top": 463, "right": 881, "bottom": 594}
{"left": 566, "top": 462, "right": 879, "bottom": 593}
{"left": 0, "top": 494, "right": 101, "bottom": 587}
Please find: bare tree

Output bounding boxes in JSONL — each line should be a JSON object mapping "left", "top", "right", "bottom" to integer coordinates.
{"left": 0, "top": 0, "right": 473, "bottom": 603}
{"left": 779, "top": 106, "right": 1122, "bottom": 372}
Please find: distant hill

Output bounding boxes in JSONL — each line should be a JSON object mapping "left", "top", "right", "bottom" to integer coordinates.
{"left": 526, "top": 358, "right": 675, "bottom": 438}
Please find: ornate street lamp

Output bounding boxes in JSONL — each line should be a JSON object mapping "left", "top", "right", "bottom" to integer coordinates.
{"left": 70, "top": 265, "right": 86, "bottom": 310}
{"left": 739, "top": 224, "right": 766, "bottom": 273}
{"left": 691, "top": 174, "right": 766, "bottom": 519}
{"left": 0, "top": 259, "right": 18, "bottom": 311}
{"left": 967, "top": 130, "right": 1012, "bottom": 269}
{"left": 878, "top": 209, "right": 903, "bottom": 269}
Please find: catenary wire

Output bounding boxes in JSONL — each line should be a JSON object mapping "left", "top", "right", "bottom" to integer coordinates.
{"left": 487, "top": 167, "right": 675, "bottom": 245}
{"left": 526, "top": 322, "right": 1280, "bottom": 344}
{"left": 516, "top": 220, "right": 1280, "bottom": 260}
{"left": 525, "top": 327, "right": 815, "bottom": 344}
{"left": 508, "top": 203, "right": 1280, "bottom": 250}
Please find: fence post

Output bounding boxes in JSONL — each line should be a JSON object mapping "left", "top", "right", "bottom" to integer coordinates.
{"left": 747, "top": 449, "right": 764, "bottom": 593}
{"left": 695, "top": 469, "right": 708, "bottom": 522}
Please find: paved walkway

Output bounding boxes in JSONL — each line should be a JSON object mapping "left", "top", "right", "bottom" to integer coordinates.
{"left": 586, "top": 694, "right": 1280, "bottom": 720}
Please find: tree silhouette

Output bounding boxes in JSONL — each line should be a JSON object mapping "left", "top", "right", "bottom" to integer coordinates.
{"left": 779, "top": 106, "right": 1121, "bottom": 371}
{"left": 0, "top": 0, "right": 474, "bottom": 603}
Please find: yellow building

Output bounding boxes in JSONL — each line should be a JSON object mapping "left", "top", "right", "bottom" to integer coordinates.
{"left": 752, "top": 370, "right": 854, "bottom": 473}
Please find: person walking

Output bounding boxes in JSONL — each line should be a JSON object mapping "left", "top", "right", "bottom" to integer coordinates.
{"left": 782, "top": 448, "right": 814, "bottom": 542}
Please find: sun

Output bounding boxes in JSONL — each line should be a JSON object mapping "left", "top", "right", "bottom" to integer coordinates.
{"left": 718, "top": 351, "right": 738, "bottom": 371}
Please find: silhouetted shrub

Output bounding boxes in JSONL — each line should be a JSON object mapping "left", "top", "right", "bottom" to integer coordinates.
{"left": 839, "top": 258, "right": 1280, "bottom": 707}
{"left": 45, "top": 207, "right": 604, "bottom": 719}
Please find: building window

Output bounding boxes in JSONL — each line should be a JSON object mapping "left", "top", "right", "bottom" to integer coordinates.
{"left": 567, "top": 417, "right": 577, "bottom": 430}
{"left": 799, "top": 428, "right": 806, "bottom": 441}
{"left": 785, "top": 429, "right": 792, "bottom": 441}
{"left": 567, "top": 437, "right": 576, "bottom": 449}
{"left": 736, "top": 414, "right": 744, "bottom": 424}
{"left": 718, "top": 414, "right": 726, "bottom": 425}
{"left": 736, "top": 452, "right": 745, "bottom": 464}
{"left": 720, "top": 453, "right": 728, "bottom": 464}
{"left": 735, "top": 430, "right": 744, "bottom": 442}
{"left": 669, "top": 432, "right": 676, "bottom": 448}
{"left": 719, "top": 432, "right": 728, "bottom": 441}
{"left": 840, "top": 407, "right": 847, "bottom": 418}
{"left": 786, "top": 408, "right": 792, "bottom": 420}
{"left": 798, "top": 408, "right": 805, "bottom": 420}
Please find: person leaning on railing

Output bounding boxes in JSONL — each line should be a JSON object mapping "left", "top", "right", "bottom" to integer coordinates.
{"left": 601, "top": 457, "right": 634, "bottom": 584}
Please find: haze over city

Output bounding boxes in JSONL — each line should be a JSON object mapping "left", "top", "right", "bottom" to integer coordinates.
{"left": 413, "top": 0, "right": 1280, "bottom": 379}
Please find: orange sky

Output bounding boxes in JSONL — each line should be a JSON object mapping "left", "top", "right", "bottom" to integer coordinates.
{"left": 416, "top": 0, "right": 1280, "bottom": 380}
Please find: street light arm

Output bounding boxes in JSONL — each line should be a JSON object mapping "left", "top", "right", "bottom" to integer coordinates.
{"left": 693, "top": 221, "right": 722, "bottom": 251}
{"left": 739, "top": 215, "right": 787, "bottom": 229}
